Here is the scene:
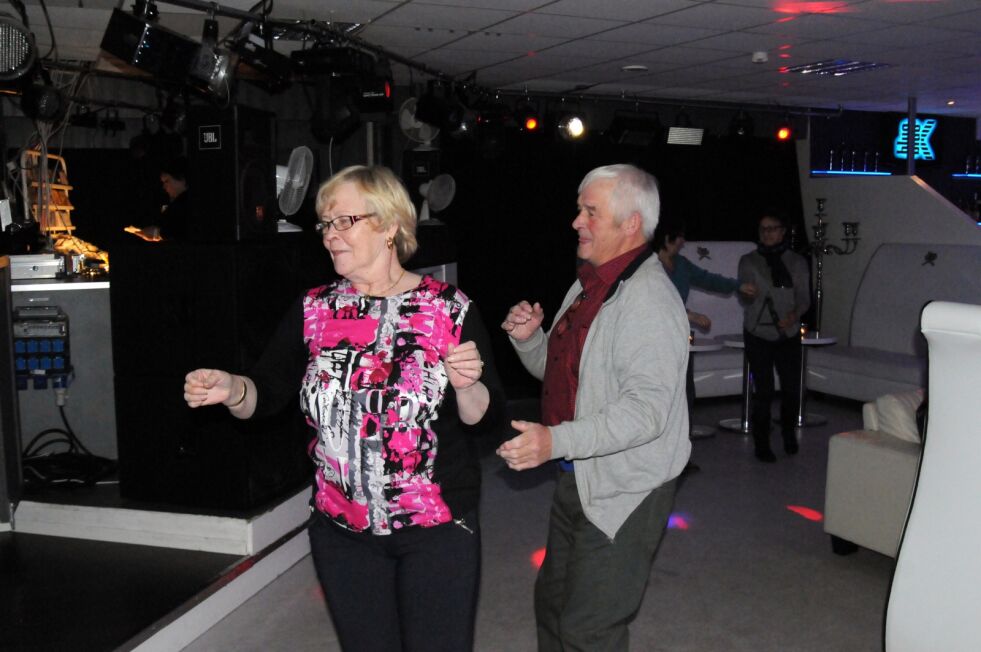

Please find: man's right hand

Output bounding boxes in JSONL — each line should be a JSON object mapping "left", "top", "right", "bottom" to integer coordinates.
{"left": 501, "top": 300, "right": 545, "bottom": 342}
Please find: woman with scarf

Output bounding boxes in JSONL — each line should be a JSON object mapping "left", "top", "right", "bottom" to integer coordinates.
{"left": 738, "top": 214, "right": 810, "bottom": 462}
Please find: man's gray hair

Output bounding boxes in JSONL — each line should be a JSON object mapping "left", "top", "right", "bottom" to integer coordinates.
{"left": 578, "top": 164, "right": 660, "bottom": 241}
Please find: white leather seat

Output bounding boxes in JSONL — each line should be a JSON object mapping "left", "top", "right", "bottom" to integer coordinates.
{"left": 885, "top": 301, "right": 981, "bottom": 651}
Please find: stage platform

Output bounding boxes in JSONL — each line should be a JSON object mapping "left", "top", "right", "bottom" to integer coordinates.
{"left": 1, "top": 481, "right": 312, "bottom": 651}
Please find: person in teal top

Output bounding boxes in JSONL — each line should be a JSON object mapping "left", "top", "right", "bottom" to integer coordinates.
{"left": 654, "top": 218, "right": 756, "bottom": 330}
{"left": 654, "top": 218, "right": 756, "bottom": 470}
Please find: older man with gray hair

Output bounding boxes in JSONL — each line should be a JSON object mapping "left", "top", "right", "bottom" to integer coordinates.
{"left": 499, "top": 163, "right": 690, "bottom": 651}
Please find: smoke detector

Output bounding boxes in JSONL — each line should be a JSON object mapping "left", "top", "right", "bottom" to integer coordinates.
{"left": 752, "top": 51, "right": 768, "bottom": 64}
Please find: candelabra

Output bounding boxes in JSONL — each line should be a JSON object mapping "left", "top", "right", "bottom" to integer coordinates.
{"left": 808, "top": 198, "right": 859, "bottom": 336}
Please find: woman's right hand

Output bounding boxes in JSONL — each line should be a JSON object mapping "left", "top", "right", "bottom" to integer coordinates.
{"left": 184, "top": 368, "right": 233, "bottom": 408}
{"left": 502, "top": 300, "right": 544, "bottom": 342}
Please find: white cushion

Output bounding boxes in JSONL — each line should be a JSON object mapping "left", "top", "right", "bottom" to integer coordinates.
{"left": 873, "top": 389, "right": 924, "bottom": 443}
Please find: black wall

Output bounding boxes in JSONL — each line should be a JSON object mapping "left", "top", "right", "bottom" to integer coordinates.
{"left": 438, "top": 131, "right": 803, "bottom": 396}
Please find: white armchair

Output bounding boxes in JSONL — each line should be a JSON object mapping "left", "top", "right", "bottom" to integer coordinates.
{"left": 885, "top": 301, "right": 981, "bottom": 652}
{"left": 823, "top": 389, "right": 924, "bottom": 557}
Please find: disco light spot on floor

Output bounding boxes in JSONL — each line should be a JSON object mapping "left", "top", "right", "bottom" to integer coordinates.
{"left": 668, "top": 513, "right": 690, "bottom": 530}
{"left": 531, "top": 547, "right": 546, "bottom": 569}
{"left": 787, "top": 505, "right": 823, "bottom": 521}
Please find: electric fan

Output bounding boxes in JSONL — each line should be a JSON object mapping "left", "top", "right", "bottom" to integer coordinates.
{"left": 419, "top": 173, "right": 455, "bottom": 224}
{"left": 276, "top": 145, "right": 313, "bottom": 233}
{"left": 398, "top": 98, "right": 440, "bottom": 149}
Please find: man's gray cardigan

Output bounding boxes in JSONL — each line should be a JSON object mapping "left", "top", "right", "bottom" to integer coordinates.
{"left": 511, "top": 253, "right": 691, "bottom": 540}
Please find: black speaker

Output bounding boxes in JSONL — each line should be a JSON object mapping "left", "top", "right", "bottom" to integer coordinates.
{"left": 186, "top": 105, "right": 276, "bottom": 243}
{"left": 115, "top": 375, "right": 310, "bottom": 510}
{"left": 110, "top": 239, "right": 334, "bottom": 509}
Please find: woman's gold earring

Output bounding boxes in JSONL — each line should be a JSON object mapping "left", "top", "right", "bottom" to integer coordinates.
{"left": 386, "top": 237, "right": 394, "bottom": 249}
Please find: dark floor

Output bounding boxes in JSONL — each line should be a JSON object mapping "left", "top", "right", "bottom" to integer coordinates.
{"left": 0, "top": 531, "right": 240, "bottom": 651}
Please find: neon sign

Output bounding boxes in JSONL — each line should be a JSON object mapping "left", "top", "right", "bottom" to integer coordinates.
{"left": 893, "top": 118, "right": 937, "bottom": 161}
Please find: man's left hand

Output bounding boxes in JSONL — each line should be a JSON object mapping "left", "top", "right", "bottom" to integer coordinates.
{"left": 497, "top": 420, "right": 553, "bottom": 471}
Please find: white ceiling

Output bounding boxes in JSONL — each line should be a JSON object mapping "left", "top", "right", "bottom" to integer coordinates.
{"left": 25, "top": 0, "right": 981, "bottom": 118}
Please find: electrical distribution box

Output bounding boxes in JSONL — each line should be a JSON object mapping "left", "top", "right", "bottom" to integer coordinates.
{"left": 12, "top": 306, "right": 71, "bottom": 390}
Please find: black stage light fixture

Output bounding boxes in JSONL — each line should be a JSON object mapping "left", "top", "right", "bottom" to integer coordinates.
{"left": 187, "top": 17, "right": 236, "bottom": 102}
{"left": 0, "top": 10, "right": 36, "bottom": 81}
{"left": 310, "top": 75, "right": 360, "bottom": 142}
{"left": 292, "top": 45, "right": 391, "bottom": 115}
{"left": 100, "top": 8, "right": 197, "bottom": 83}
{"left": 21, "top": 82, "right": 67, "bottom": 123}
{"left": 234, "top": 39, "right": 293, "bottom": 93}
{"left": 132, "top": 0, "right": 159, "bottom": 22}
{"left": 606, "top": 111, "right": 663, "bottom": 147}
{"left": 414, "top": 81, "right": 464, "bottom": 132}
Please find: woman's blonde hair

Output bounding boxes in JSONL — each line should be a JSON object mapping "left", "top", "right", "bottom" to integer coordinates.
{"left": 315, "top": 165, "right": 419, "bottom": 262}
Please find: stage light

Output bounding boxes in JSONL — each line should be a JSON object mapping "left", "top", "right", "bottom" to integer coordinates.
{"left": 311, "top": 75, "right": 360, "bottom": 142}
{"left": 414, "top": 81, "right": 464, "bottom": 132}
{"left": 21, "top": 83, "right": 66, "bottom": 123}
{"left": 132, "top": 0, "right": 159, "bottom": 22}
{"left": 728, "top": 109, "right": 755, "bottom": 138}
{"left": 558, "top": 113, "right": 586, "bottom": 141}
{"left": 187, "top": 17, "right": 237, "bottom": 103}
{"left": 0, "top": 10, "right": 36, "bottom": 81}
{"left": 233, "top": 37, "right": 293, "bottom": 93}
{"left": 515, "top": 102, "right": 540, "bottom": 133}
{"left": 776, "top": 121, "right": 793, "bottom": 141}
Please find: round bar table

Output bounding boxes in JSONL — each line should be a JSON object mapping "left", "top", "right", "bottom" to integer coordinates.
{"left": 689, "top": 337, "right": 724, "bottom": 438}
{"left": 785, "top": 332, "right": 838, "bottom": 427}
{"left": 718, "top": 334, "right": 751, "bottom": 434}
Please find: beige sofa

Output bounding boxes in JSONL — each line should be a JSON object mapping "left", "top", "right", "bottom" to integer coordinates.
{"left": 823, "top": 389, "right": 924, "bottom": 557}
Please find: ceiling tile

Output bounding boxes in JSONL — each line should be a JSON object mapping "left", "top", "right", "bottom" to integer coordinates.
{"left": 495, "top": 12, "right": 627, "bottom": 39}
{"left": 646, "top": 3, "right": 780, "bottom": 30}
{"left": 369, "top": 3, "right": 518, "bottom": 31}
{"left": 540, "top": 0, "right": 697, "bottom": 21}
{"left": 590, "top": 22, "right": 725, "bottom": 46}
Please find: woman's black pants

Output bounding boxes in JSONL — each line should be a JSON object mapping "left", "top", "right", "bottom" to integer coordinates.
{"left": 308, "top": 509, "right": 481, "bottom": 652}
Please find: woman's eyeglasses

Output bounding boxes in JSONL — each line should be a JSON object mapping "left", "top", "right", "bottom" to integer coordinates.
{"left": 554, "top": 290, "right": 587, "bottom": 338}
{"left": 315, "top": 213, "right": 376, "bottom": 234}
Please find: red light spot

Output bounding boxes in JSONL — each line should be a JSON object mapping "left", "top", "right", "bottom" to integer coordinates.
{"left": 384, "top": 81, "right": 391, "bottom": 98}
{"left": 779, "top": 44, "right": 792, "bottom": 51}
{"left": 527, "top": 51, "right": 537, "bottom": 57}
{"left": 777, "top": 127, "right": 792, "bottom": 140}
{"left": 778, "top": 66, "right": 790, "bottom": 74}
{"left": 779, "top": 53, "right": 791, "bottom": 59}
{"left": 787, "top": 505, "right": 823, "bottom": 521}
{"left": 525, "top": 117, "right": 539, "bottom": 131}
{"left": 668, "top": 514, "right": 689, "bottom": 530}
{"left": 774, "top": 1, "right": 852, "bottom": 13}
{"left": 531, "top": 547, "right": 546, "bottom": 569}
{"left": 777, "top": 15, "right": 796, "bottom": 23}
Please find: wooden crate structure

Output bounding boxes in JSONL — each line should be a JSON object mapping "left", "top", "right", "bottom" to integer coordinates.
{"left": 20, "top": 150, "right": 76, "bottom": 235}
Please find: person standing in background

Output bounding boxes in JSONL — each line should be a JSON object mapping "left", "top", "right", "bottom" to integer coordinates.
{"left": 654, "top": 217, "right": 756, "bottom": 468}
{"left": 738, "top": 213, "right": 810, "bottom": 462}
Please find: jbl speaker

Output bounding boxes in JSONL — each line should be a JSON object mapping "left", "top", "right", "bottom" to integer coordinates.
{"left": 186, "top": 105, "right": 276, "bottom": 242}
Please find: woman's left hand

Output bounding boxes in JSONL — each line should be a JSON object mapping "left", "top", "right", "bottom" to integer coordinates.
{"left": 446, "top": 340, "right": 483, "bottom": 391}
